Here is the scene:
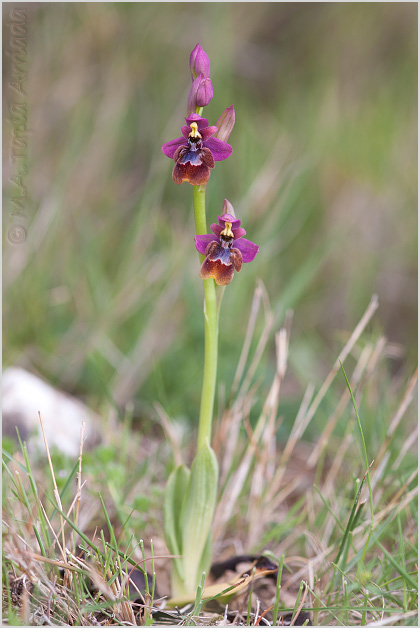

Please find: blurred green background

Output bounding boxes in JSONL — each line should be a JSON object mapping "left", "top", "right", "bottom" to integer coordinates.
{"left": 3, "top": 3, "right": 417, "bottom": 430}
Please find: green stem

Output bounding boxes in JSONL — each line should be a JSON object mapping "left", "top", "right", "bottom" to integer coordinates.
{"left": 193, "top": 185, "right": 219, "bottom": 451}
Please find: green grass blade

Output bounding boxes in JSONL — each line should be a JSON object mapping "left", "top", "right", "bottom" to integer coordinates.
{"left": 272, "top": 553, "right": 284, "bottom": 627}
{"left": 191, "top": 570, "right": 206, "bottom": 618}
{"left": 44, "top": 492, "right": 105, "bottom": 560}
{"left": 339, "top": 361, "right": 374, "bottom": 566}
{"left": 375, "top": 541, "right": 418, "bottom": 590}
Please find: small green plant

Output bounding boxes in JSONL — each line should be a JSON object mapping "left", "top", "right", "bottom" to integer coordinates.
{"left": 161, "top": 44, "right": 259, "bottom": 597}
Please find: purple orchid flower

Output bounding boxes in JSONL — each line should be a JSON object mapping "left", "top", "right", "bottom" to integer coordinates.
{"left": 162, "top": 113, "right": 232, "bottom": 186}
{"left": 194, "top": 203, "right": 259, "bottom": 285}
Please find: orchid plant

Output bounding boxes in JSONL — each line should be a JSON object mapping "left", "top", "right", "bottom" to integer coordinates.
{"left": 161, "top": 44, "right": 259, "bottom": 598}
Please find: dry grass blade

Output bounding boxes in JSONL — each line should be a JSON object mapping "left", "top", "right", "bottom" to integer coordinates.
{"left": 214, "top": 281, "right": 273, "bottom": 487}
{"left": 38, "top": 412, "right": 67, "bottom": 566}
{"left": 111, "top": 278, "right": 183, "bottom": 407}
{"left": 154, "top": 403, "right": 183, "bottom": 467}
{"left": 17, "top": 551, "right": 83, "bottom": 574}
{"left": 365, "top": 610, "right": 419, "bottom": 626}
{"left": 235, "top": 281, "right": 274, "bottom": 403}
{"left": 353, "top": 478, "right": 418, "bottom": 536}
{"left": 392, "top": 426, "right": 418, "bottom": 471}
{"left": 278, "top": 382, "right": 315, "bottom": 468}
{"left": 307, "top": 341, "right": 373, "bottom": 468}
{"left": 290, "top": 581, "right": 308, "bottom": 627}
{"left": 71, "top": 421, "right": 85, "bottom": 552}
{"left": 213, "top": 316, "right": 291, "bottom": 543}
{"left": 301, "top": 294, "right": 379, "bottom": 466}
{"left": 248, "top": 326, "right": 291, "bottom": 545}
{"left": 231, "top": 281, "right": 265, "bottom": 397}
{"left": 374, "top": 368, "right": 418, "bottom": 469}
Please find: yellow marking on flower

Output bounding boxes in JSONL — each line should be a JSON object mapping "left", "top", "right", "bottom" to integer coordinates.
{"left": 220, "top": 221, "right": 233, "bottom": 237}
{"left": 189, "top": 122, "right": 202, "bottom": 139}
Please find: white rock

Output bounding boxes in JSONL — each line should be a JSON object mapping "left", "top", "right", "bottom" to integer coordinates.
{"left": 2, "top": 367, "right": 100, "bottom": 457}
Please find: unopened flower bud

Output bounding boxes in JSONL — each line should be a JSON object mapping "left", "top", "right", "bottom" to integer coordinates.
{"left": 196, "top": 77, "right": 213, "bottom": 107}
{"left": 215, "top": 105, "right": 235, "bottom": 142}
{"left": 187, "top": 74, "right": 214, "bottom": 114}
{"left": 189, "top": 44, "right": 210, "bottom": 79}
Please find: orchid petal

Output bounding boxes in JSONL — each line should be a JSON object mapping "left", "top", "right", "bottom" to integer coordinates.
{"left": 234, "top": 238, "right": 260, "bottom": 263}
{"left": 215, "top": 106, "right": 235, "bottom": 142}
{"left": 200, "top": 125, "right": 218, "bottom": 141}
{"left": 204, "top": 137, "right": 232, "bottom": 161}
{"left": 218, "top": 213, "right": 241, "bottom": 229}
{"left": 162, "top": 136, "right": 187, "bottom": 158}
{"left": 211, "top": 222, "right": 245, "bottom": 240}
{"left": 222, "top": 200, "right": 236, "bottom": 218}
{"left": 185, "top": 114, "right": 209, "bottom": 130}
{"left": 210, "top": 223, "right": 222, "bottom": 236}
{"left": 232, "top": 227, "right": 246, "bottom": 239}
{"left": 194, "top": 234, "right": 218, "bottom": 255}
{"left": 181, "top": 126, "right": 190, "bottom": 139}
